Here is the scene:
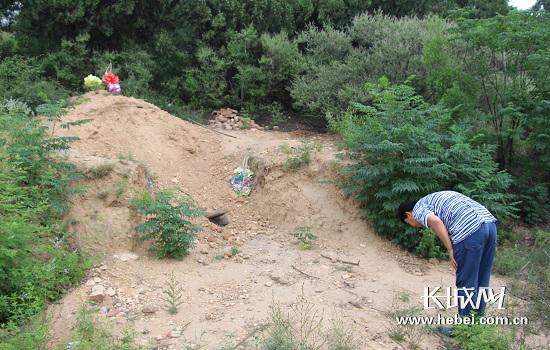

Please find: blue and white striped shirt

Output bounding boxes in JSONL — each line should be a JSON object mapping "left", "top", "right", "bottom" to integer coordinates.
{"left": 412, "top": 191, "right": 496, "bottom": 244}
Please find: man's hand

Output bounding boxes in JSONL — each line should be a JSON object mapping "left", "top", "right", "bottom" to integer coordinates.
{"left": 449, "top": 249, "right": 458, "bottom": 271}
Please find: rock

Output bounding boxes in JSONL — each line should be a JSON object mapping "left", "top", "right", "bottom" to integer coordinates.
{"left": 210, "top": 213, "right": 230, "bottom": 226}
{"left": 341, "top": 274, "right": 351, "bottom": 280}
{"left": 269, "top": 273, "right": 290, "bottom": 285}
{"left": 273, "top": 126, "right": 280, "bottom": 130}
{"left": 106, "top": 287, "right": 116, "bottom": 297}
{"left": 142, "top": 305, "right": 157, "bottom": 314}
{"left": 89, "top": 285, "right": 106, "bottom": 303}
{"left": 107, "top": 308, "right": 120, "bottom": 317}
{"left": 85, "top": 279, "right": 96, "bottom": 287}
{"left": 265, "top": 281, "right": 273, "bottom": 287}
{"left": 93, "top": 277, "right": 102, "bottom": 283}
{"left": 205, "top": 208, "right": 229, "bottom": 219}
{"left": 113, "top": 252, "right": 139, "bottom": 261}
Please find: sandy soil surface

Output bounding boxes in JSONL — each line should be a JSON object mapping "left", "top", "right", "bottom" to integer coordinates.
{"left": 46, "top": 92, "right": 523, "bottom": 350}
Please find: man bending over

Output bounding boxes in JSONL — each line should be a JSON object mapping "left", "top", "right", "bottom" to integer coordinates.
{"left": 398, "top": 191, "right": 497, "bottom": 318}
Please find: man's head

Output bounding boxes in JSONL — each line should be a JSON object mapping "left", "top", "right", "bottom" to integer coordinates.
{"left": 398, "top": 200, "right": 423, "bottom": 228}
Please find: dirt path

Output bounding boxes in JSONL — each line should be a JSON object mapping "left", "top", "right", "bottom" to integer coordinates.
{"left": 48, "top": 92, "right": 508, "bottom": 349}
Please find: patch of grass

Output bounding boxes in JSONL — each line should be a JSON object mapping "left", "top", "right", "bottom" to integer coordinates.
{"left": 231, "top": 246, "right": 240, "bottom": 256}
{"left": 65, "top": 304, "right": 143, "bottom": 349}
{"left": 384, "top": 291, "right": 426, "bottom": 350}
{"left": 113, "top": 178, "right": 128, "bottom": 199}
{"left": 163, "top": 272, "right": 184, "bottom": 315}
{"left": 326, "top": 317, "right": 359, "bottom": 350}
{"left": 334, "top": 265, "right": 353, "bottom": 273}
{"left": 494, "top": 229, "right": 550, "bottom": 330}
{"left": 117, "top": 152, "right": 134, "bottom": 160}
{"left": 87, "top": 163, "right": 114, "bottom": 179}
{"left": 0, "top": 314, "right": 49, "bottom": 350}
{"left": 281, "top": 140, "right": 321, "bottom": 171}
{"left": 293, "top": 226, "right": 317, "bottom": 250}
{"left": 97, "top": 190, "right": 109, "bottom": 200}
{"left": 453, "top": 322, "right": 512, "bottom": 350}
{"left": 239, "top": 117, "right": 252, "bottom": 129}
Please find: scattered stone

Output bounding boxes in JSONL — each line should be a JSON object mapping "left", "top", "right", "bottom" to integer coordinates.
{"left": 168, "top": 330, "right": 181, "bottom": 338}
{"left": 142, "top": 305, "right": 157, "bottom": 314}
{"left": 107, "top": 308, "right": 120, "bottom": 317}
{"left": 89, "top": 285, "right": 106, "bottom": 303}
{"left": 269, "top": 273, "right": 290, "bottom": 285}
{"left": 264, "top": 281, "right": 273, "bottom": 287}
{"left": 106, "top": 287, "right": 116, "bottom": 297}
{"left": 113, "top": 252, "right": 139, "bottom": 261}
{"left": 85, "top": 279, "right": 96, "bottom": 287}
{"left": 341, "top": 274, "right": 351, "bottom": 280}
{"left": 93, "top": 277, "right": 102, "bottom": 283}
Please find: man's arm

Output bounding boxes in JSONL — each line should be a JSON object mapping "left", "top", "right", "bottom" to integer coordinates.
{"left": 426, "top": 214, "right": 458, "bottom": 270}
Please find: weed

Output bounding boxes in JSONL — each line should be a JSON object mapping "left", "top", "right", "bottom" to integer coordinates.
{"left": 163, "top": 272, "right": 184, "bottom": 315}
{"left": 240, "top": 117, "right": 252, "bottom": 129}
{"left": 114, "top": 178, "right": 128, "bottom": 199}
{"left": 326, "top": 317, "right": 359, "bottom": 350}
{"left": 283, "top": 140, "right": 321, "bottom": 171}
{"left": 334, "top": 265, "right": 353, "bottom": 273}
{"left": 97, "top": 190, "right": 109, "bottom": 200}
{"left": 87, "top": 163, "right": 114, "bottom": 179}
{"left": 231, "top": 246, "right": 240, "bottom": 256}
{"left": 453, "top": 321, "right": 512, "bottom": 350}
{"left": 68, "top": 304, "right": 142, "bottom": 349}
{"left": 293, "top": 226, "right": 317, "bottom": 250}
{"left": 117, "top": 152, "right": 135, "bottom": 161}
{"left": 384, "top": 291, "right": 426, "bottom": 349}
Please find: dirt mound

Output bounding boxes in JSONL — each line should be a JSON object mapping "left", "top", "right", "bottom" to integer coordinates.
{"left": 48, "top": 92, "right": 521, "bottom": 350}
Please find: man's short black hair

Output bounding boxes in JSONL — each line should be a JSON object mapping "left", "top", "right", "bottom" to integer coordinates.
{"left": 398, "top": 200, "right": 417, "bottom": 223}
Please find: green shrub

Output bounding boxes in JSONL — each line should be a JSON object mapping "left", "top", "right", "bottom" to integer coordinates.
{"left": 292, "top": 13, "right": 433, "bottom": 121}
{"left": 415, "top": 229, "right": 447, "bottom": 259}
{"left": 0, "top": 56, "right": 69, "bottom": 109}
{"left": 453, "top": 322, "right": 512, "bottom": 350}
{"left": 91, "top": 48, "right": 154, "bottom": 99}
{"left": 330, "top": 78, "right": 516, "bottom": 252}
{"left": 129, "top": 190, "right": 204, "bottom": 259}
{"left": 0, "top": 99, "right": 88, "bottom": 327}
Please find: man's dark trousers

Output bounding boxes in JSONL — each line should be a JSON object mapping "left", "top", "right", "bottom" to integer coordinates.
{"left": 453, "top": 222, "right": 497, "bottom": 316}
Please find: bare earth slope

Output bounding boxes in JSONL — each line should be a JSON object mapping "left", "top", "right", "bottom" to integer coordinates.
{"left": 48, "top": 92, "right": 510, "bottom": 349}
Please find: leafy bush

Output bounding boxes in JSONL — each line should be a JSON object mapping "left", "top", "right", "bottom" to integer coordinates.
{"left": 0, "top": 100, "right": 88, "bottom": 327}
{"left": 129, "top": 190, "right": 204, "bottom": 259}
{"left": 453, "top": 322, "right": 512, "bottom": 350}
{"left": 330, "top": 78, "right": 516, "bottom": 251}
{"left": 292, "top": 13, "right": 433, "bottom": 120}
{"left": 415, "top": 229, "right": 447, "bottom": 259}
{"left": 0, "top": 56, "right": 69, "bottom": 109}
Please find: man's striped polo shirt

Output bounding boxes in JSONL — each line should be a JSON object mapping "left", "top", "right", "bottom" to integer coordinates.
{"left": 412, "top": 191, "right": 497, "bottom": 244}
